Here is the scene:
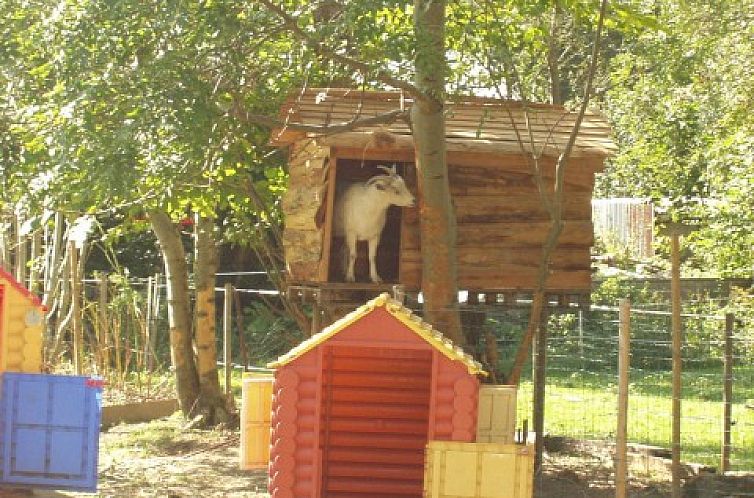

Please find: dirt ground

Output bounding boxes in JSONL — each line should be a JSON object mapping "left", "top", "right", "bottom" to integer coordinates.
{"left": 0, "top": 414, "right": 685, "bottom": 498}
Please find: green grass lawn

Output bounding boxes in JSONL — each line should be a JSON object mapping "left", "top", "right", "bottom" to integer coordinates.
{"left": 223, "top": 364, "right": 754, "bottom": 470}
{"left": 516, "top": 364, "right": 754, "bottom": 470}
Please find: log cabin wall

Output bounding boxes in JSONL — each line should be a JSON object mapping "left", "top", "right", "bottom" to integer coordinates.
{"left": 275, "top": 89, "right": 615, "bottom": 295}
{"left": 399, "top": 153, "right": 599, "bottom": 292}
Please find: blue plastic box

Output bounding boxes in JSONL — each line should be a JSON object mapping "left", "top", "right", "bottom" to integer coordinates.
{"left": 0, "top": 373, "right": 103, "bottom": 492}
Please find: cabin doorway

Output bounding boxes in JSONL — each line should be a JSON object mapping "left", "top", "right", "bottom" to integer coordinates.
{"left": 327, "top": 159, "right": 415, "bottom": 284}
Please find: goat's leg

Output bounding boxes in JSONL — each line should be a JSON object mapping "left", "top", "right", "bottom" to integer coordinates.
{"left": 367, "top": 236, "right": 382, "bottom": 283}
{"left": 345, "top": 233, "right": 357, "bottom": 282}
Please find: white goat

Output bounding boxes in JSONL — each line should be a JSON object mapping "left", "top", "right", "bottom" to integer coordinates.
{"left": 334, "top": 165, "right": 415, "bottom": 283}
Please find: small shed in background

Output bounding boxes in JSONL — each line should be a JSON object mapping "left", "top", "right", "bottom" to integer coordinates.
{"left": 266, "top": 293, "right": 486, "bottom": 498}
{"left": 0, "top": 268, "right": 43, "bottom": 373}
{"left": 273, "top": 88, "right": 616, "bottom": 326}
{"left": 592, "top": 198, "right": 654, "bottom": 259}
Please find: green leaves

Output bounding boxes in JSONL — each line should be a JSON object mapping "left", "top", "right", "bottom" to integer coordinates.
{"left": 598, "top": 0, "right": 754, "bottom": 277}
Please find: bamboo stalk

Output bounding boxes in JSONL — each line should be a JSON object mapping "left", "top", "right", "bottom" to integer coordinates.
{"left": 0, "top": 212, "right": 10, "bottom": 270}
{"left": 15, "top": 215, "right": 27, "bottom": 285}
{"left": 29, "top": 229, "right": 42, "bottom": 293}
{"left": 99, "top": 273, "right": 109, "bottom": 376}
{"left": 70, "top": 241, "right": 84, "bottom": 374}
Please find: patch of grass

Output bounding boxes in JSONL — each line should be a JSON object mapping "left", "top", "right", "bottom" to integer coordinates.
{"left": 517, "top": 365, "right": 754, "bottom": 470}
{"left": 104, "top": 413, "right": 187, "bottom": 455}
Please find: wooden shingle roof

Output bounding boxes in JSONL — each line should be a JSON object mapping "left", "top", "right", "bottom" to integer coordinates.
{"left": 270, "top": 88, "right": 616, "bottom": 158}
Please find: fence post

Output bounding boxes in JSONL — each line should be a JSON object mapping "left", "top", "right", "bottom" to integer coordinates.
{"left": 533, "top": 308, "right": 548, "bottom": 474}
{"left": 149, "top": 273, "right": 162, "bottom": 370}
{"left": 616, "top": 298, "right": 631, "bottom": 498}
{"left": 670, "top": 231, "right": 682, "bottom": 498}
{"left": 29, "top": 230, "right": 42, "bottom": 293}
{"left": 233, "top": 289, "right": 249, "bottom": 371}
{"left": 15, "top": 217, "right": 27, "bottom": 285}
{"left": 721, "top": 313, "right": 734, "bottom": 473}
{"left": 223, "top": 282, "right": 233, "bottom": 399}
{"left": 70, "top": 241, "right": 83, "bottom": 374}
{"left": 98, "top": 272, "right": 109, "bottom": 374}
{"left": 144, "top": 276, "right": 153, "bottom": 370}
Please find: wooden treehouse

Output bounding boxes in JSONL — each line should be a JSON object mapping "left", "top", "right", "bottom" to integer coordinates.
{"left": 273, "top": 89, "right": 616, "bottom": 330}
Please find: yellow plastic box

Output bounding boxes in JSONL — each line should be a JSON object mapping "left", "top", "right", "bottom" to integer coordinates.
{"left": 424, "top": 441, "right": 534, "bottom": 498}
{"left": 476, "top": 384, "right": 517, "bottom": 444}
{"left": 239, "top": 372, "right": 274, "bottom": 469}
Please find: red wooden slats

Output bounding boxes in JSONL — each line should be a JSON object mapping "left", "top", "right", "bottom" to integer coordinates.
{"left": 324, "top": 417, "right": 428, "bottom": 435}
{"left": 325, "top": 477, "right": 423, "bottom": 495}
{"left": 325, "top": 462, "right": 423, "bottom": 481}
{"left": 326, "top": 386, "right": 430, "bottom": 405}
{"left": 326, "top": 447, "right": 424, "bottom": 465}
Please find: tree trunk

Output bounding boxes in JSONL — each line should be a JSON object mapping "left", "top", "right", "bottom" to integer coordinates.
{"left": 547, "top": 2, "right": 564, "bottom": 105}
{"left": 148, "top": 209, "right": 201, "bottom": 417}
{"left": 412, "top": 0, "right": 463, "bottom": 344}
{"left": 507, "top": 0, "right": 608, "bottom": 385}
{"left": 193, "top": 214, "right": 230, "bottom": 423}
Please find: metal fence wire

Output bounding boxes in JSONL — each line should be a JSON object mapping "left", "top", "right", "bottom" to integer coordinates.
{"left": 507, "top": 303, "right": 754, "bottom": 474}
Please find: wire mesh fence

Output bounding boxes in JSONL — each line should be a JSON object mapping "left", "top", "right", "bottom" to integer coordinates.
{"left": 50, "top": 271, "right": 753, "bottom": 475}
{"left": 503, "top": 300, "right": 754, "bottom": 474}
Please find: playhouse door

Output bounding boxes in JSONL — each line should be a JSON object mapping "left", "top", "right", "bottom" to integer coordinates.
{"left": 319, "top": 345, "right": 432, "bottom": 497}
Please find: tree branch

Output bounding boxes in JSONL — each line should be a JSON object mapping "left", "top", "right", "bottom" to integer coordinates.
{"left": 257, "top": 0, "right": 427, "bottom": 101}
{"left": 232, "top": 103, "right": 409, "bottom": 137}
{"left": 507, "top": 0, "right": 609, "bottom": 385}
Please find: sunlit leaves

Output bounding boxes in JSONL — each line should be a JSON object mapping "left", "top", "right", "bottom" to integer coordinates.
{"left": 598, "top": 0, "right": 754, "bottom": 276}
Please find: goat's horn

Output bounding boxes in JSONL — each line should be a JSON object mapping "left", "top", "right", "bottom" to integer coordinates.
{"left": 377, "top": 165, "right": 396, "bottom": 176}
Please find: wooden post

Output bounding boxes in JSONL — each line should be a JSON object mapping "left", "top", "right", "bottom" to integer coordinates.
{"left": 98, "top": 273, "right": 109, "bottom": 374}
{"left": 233, "top": 289, "right": 248, "bottom": 371}
{"left": 223, "top": 282, "right": 233, "bottom": 398}
{"left": 69, "top": 241, "right": 83, "bottom": 374}
{"left": 15, "top": 217, "right": 27, "bottom": 285}
{"left": 29, "top": 230, "right": 42, "bottom": 293}
{"left": 670, "top": 231, "right": 682, "bottom": 498}
{"left": 616, "top": 298, "right": 631, "bottom": 498}
{"left": 149, "top": 273, "right": 162, "bottom": 370}
{"left": 144, "top": 276, "right": 153, "bottom": 370}
{"left": 533, "top": 309, "right": 548, "bottom": 474}
{"left": 311, "top": 288, "right": 322, "bottom": 336}
{"left": 0, "top": 212, "right": 9, "bottom": 270}
{"left": 657, "top": 220, "right": 697, "bottom": 498}
{"left": 721, "top": 313, "right": 734, "bottom": 473}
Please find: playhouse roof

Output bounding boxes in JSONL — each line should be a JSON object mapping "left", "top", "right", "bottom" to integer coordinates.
{"left": 270, "top": 88, "right": 616, "bottom": 158}
{"left": 268, "top": 293, "right": 487, "bottom": 376}
{"left": 0, "top": 267, "right": 44, "bottom": 309}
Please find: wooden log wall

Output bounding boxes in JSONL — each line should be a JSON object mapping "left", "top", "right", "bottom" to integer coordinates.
{"left": 399, "top": 154, "right": 599, "bottom": 292}
{"left": 282, "top": 143, "right": 601, "bottom": 294}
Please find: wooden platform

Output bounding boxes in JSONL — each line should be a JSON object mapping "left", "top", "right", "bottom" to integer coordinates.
{"left": 287, "top": 282, "right": 590, "bottom": 334}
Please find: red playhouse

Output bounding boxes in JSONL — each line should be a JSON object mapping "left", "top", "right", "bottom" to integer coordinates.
{"left": 266, "top": 293, "right": 487, "bottom": 498}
